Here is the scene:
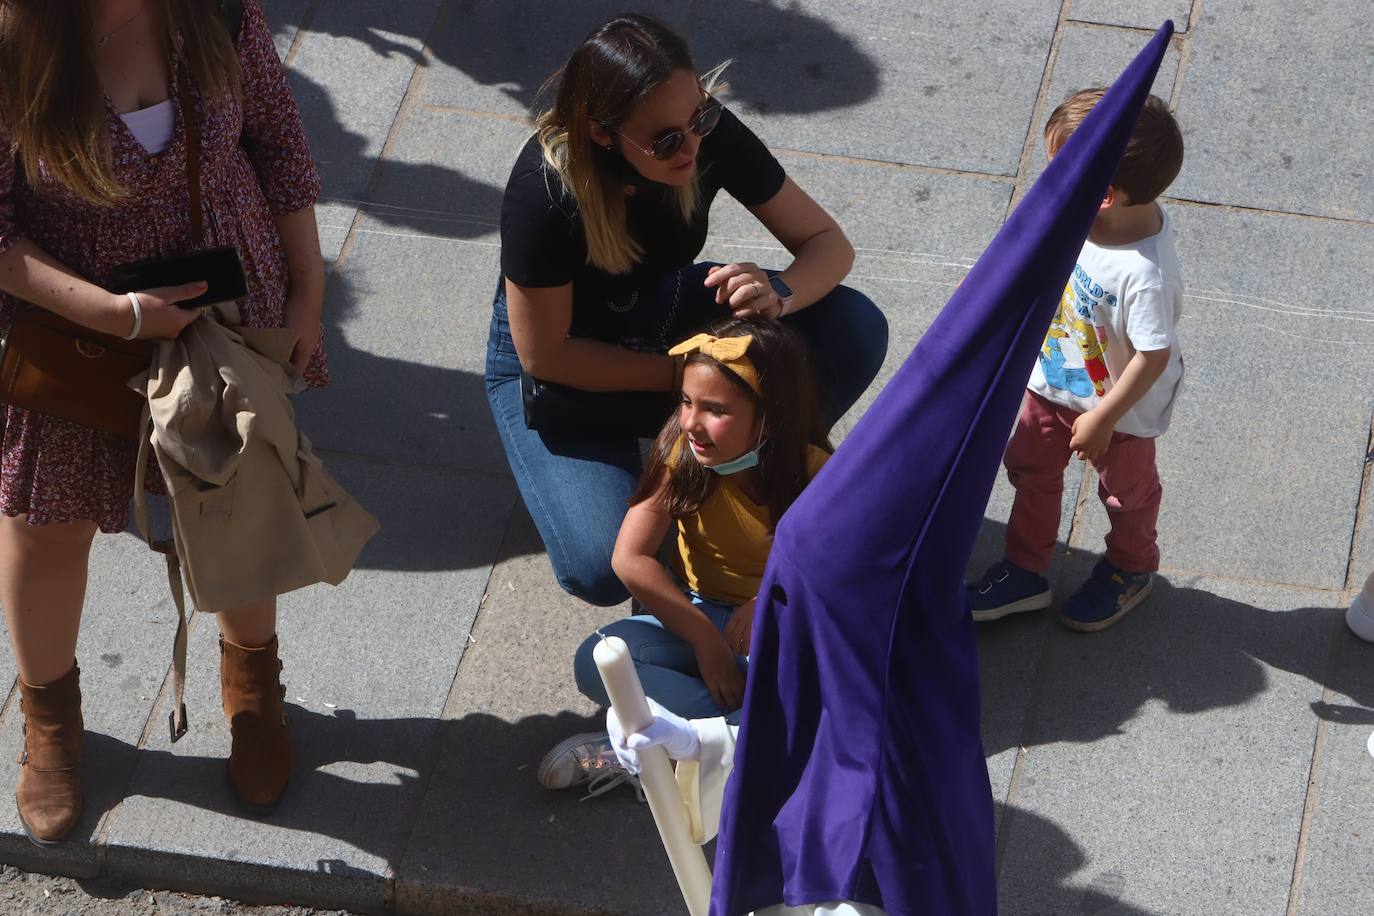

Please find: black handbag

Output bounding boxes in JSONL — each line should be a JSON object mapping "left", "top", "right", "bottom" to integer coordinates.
{"left": 520, "top": 269, "right": 685, "bottom": 439}
{"left": 519, "top": 374, "right": 677, "bottom": 439}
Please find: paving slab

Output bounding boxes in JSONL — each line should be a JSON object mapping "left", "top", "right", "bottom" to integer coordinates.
{"left": 420, "top": 0, "right": 688, "bottom": 117}
{"left": 0, "top": 532, "right": 177, "bottom": 876}
{"left": 972, "top": 472, "right": 1087, "bottom": 810}
{"left": 365, "top": 107, "right": 517, "bottom": 239}
{"left": 1341, "top": 429, "right": 1374, "bottom": 593}
{"left": 689, "top": 0, "right": 1060, "bottom": 176}
{"left": 102, "top": 456, "right": 513, "bottom": 913}
{"left": 999, "top": 573, "right": 1338, "bottom": 914}
{"left": 316, "top": 202, "right": 356, "bottom": 265}
{"left": 396, "top": 506, "right": 684, "bottom": 916}
{"left": 1070, "top": 202, "right": 1374, "bottom": 589}
{"left": 976, "top": 610, "right": 1052, "bottom": 829}
{"left": 1172, "top": 1, "right": 1374, "bottom": 220}
{"left": 293, "top": 224, "right": 508, "bottom": 478}
{"left": 1068, "top": 1, "right": 1193, "bottom": 33}
{"left": 1292, "top": 625, "right": 1374, "bottom": 916}
{"left": 284, "top": 0, "right": 444, "bottom": 203}
{"left": 299, "top": 109, "right": 520, "bottom": 476}
{"left": 994, "top": 802, "right": 1160, "bottom": 915}
{"left": 698, "top": 151, "right": 1010, "bottom": 435}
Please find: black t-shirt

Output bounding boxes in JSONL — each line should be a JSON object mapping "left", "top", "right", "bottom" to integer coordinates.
{"left": 499, "top": 107, "right": 786, "bottom": 342}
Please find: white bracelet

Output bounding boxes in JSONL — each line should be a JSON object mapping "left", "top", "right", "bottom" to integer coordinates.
{"left": 123, "top": 291, "right": 143, "bottom": 341}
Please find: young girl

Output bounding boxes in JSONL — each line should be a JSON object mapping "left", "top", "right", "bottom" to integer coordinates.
{"left": 539, "top": 318, "right": 831, "bottom": 794}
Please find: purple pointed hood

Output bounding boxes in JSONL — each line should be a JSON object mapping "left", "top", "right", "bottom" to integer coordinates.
{"left": 710, "top": 23, "right": 1175, "bottom": 916}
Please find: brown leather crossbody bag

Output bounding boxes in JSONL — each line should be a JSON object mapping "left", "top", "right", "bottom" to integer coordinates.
{"left": 0, "top": 62, "right": 214, "bottom": 440}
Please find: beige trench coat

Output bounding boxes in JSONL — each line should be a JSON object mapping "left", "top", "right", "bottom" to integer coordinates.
{"left": 131, "top": 306, "right": 378, "bottom": 736}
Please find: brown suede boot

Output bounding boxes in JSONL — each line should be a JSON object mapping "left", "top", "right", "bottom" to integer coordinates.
{"left": 16, "top": 663, "right": 84, "bottom": 845}
{"left": 219, "top": 635, "right": 292, "bottom": 813}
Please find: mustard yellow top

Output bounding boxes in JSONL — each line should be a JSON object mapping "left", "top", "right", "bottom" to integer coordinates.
{"left": 671, "top": 444, "right": 830, "bottom": 606}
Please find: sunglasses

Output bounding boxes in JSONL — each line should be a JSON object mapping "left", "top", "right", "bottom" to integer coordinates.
{"left": 607, "top": 96, "right": 723, "bottom": 162}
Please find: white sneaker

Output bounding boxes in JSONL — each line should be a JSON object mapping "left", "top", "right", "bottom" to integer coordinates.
{"left": 1346, "top": 592, "right": 1374, "bottom": 643}
{"left": 537, "top": 731, "right": 643, "bottom": 801}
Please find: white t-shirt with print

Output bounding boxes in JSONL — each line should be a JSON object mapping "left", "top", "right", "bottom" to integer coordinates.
{"left": 1027, "top": 205, "right": 1184, "bottom": 438}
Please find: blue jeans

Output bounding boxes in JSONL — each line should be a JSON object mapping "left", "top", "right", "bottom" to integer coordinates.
{"left": 572, "top": 593, "right": 748, "bottom": 723}
{"left": 485, "top": 265, "right": 888, "bottom": 606}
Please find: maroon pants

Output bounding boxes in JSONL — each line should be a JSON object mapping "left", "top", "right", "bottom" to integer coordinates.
{"left": 1004, "top": 391, "right": 1162, "bottom": 575}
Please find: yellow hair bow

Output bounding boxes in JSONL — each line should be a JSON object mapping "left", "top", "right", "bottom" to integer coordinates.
{"left": 668, "top": 333, "right": 762, "bottom": 396}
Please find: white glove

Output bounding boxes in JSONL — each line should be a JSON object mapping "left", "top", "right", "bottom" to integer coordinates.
{"left": 606, "top": 697, "right": 702, "bottom": 775}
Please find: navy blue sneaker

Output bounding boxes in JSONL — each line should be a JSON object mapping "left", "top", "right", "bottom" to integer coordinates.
{"left": 1059, "top": 560, "right": 1152, "bottom": 632}
{"left": 967, "top": 560, "right": 1052, "bottom": 622}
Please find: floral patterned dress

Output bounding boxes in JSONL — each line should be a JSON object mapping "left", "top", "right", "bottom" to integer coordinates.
{"left": 0, "top": 0, "right": 325, "bottom": 532}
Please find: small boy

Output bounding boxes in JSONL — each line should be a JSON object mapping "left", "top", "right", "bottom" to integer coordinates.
{"left": 969, "top": 88, "right": 1185, "bottom": 632}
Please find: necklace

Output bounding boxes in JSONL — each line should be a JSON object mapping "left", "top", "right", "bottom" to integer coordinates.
{"left": 95, "top": 2, "right": 149, "bottom": 46}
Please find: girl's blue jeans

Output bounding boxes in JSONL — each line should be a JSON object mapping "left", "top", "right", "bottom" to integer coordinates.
{"left": 484, "top": 263, "right": 888, "bottom": 606}
{"left": 572, "top": 592, "right": 748, "bottom": 724}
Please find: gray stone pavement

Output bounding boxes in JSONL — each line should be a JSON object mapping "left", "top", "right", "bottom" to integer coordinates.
{"left": 2, "top": 1, "right": 1372, "bottom": 913}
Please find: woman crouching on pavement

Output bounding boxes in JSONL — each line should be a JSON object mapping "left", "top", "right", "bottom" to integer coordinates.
{"left": 486, "top": 13, "right": 888, "bottom": 608}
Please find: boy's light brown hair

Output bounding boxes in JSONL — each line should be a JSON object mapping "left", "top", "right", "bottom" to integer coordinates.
{"left": 1045, "top": 89, "right": 1184, "bottom": 205}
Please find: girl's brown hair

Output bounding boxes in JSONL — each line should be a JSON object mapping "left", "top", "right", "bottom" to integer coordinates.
{"left": 633, "top": 318, "right": 832, "bottom": 525}
{"left": 534, "top": 14, "right": 712, "bottom": 275}
{"left": 0, "top": 0, "right": 241, "bottom": 205}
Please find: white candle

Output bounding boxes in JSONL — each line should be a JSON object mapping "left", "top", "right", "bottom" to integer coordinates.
{"left": 594, "top": 635, "right": 713, "bottom": 916}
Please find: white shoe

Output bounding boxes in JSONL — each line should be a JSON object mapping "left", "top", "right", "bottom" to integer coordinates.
{"left": 537, "top": 731, "right": 643, "bottom": 801}
{"left": 1346, "top": 592, "right": 1374, "bottom": 643}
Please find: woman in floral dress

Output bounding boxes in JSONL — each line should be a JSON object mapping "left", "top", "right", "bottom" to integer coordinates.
{"left": 0, "top": 0, "right": 325, "bottom": 842}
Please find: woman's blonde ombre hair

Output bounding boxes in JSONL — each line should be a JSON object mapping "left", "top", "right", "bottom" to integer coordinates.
{"left": 0, "top": 0, "right": 241, "bottom": 205}
{"left": 534, "top": 14, "right": 724, "bottom": 275}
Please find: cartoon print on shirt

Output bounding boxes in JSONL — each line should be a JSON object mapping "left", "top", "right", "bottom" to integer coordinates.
{"left": 1037, "top": 265, "right": 1117, "bottom": 399}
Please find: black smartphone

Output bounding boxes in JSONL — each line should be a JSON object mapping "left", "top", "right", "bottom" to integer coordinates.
{"left": 109, "top": 245, "right": 249, "bottom": 309}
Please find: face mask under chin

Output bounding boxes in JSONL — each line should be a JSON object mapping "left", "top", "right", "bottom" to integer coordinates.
{"left": 709, "top": 444, "right": 763, "bottom": 475}
{"left": 709, "top": 422, "right": 767, "bottom": 476}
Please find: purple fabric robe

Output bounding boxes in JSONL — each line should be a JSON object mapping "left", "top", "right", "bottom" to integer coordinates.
{"left": 709, "top": 23, "right": 1175, "bottom": 916}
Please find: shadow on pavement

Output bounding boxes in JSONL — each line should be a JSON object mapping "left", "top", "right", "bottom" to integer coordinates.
{"left": 293, "top": 269, "right": 525, "bottom": 574}
{"left": 270, "top": 0, "right": 882, "bottom": 239}
{"left": 44, "top": 710, "right": 680, "bottom": 914}
{"left": 994, "top": 801, "right": 1162, "bottom": 915}
{"left": 37, "top": 712, "right": 1159, "bottom": 915}
{"left": 405, "top": 0, "right": 878, "bottom": 118}
{"left": 971, "top": 518, "right": 1373, "bottom": 760}
{"left": 286, "top": 64, "right": 506, "bottom": 234}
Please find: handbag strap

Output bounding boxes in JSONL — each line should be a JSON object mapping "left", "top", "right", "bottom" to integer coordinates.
{"left": 136, "top": 56, "right": 202, "bottom": 744}
{"left": 174, "top": 62, "right": 204, "bottom": 247}
{"left": 654, "top": 268, "right": 683, "bottom": 350}
{"left": 133, "top": 407, "right": 191, "bottom": 742}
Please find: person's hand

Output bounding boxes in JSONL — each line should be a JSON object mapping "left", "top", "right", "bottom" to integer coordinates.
{"left": 284, "top": 294, "right": 323, "bottom": 374}
{"left": 694, "top": 633, "right": 746, "bottom": 711}
{"left": 705, "top": 263, "right": 783, "bottom": 319}
{"left": 117, "top": 283, "right": 207, "bottom": 340}
{"left": 606, "top": 698, "right": 701, "bottom": 776}
{"left": 1069, "top": 408, "right": 1115, "bottom": 461}
{"left": 724, "top": 596, "right": 756, "bottom": 656}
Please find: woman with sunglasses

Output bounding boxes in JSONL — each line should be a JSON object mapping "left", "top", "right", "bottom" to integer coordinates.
{"left": 487, "top": 14, "right": 888, "bottom": 608}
